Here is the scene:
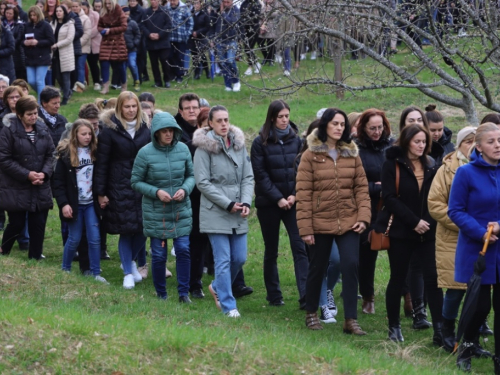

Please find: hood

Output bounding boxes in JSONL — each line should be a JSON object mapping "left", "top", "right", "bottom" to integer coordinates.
{"left": 470, "top": 151, "right": 500, "bottom": 169}
{"left": 167, "top": 0, "right": 187, "bottom": 10}
{"left": 192, "top": 125, "right": 246, "bottom": 154}
{"left": 306, "top": 128, "right": 358, "bottom": 157}
{"left": 438, "top": 126, "right": 453, "bottom": 146}
{"left": 3, "top": 112, "right": 46, "bottom": 131}
{"left": 100, "top": 108, "right": 148, "bottom": 131}
{"left": 150, "top": 112, "right": 182, "bottom": 148}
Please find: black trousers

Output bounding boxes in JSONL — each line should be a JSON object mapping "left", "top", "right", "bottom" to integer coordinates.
{"left": 359, "top": 231, "right": 378, "bottom": 299}
{"left": 305, "top": 231, "right": 360, "bottom": 319}
{"left": 87, "top": 53, "right": 101, "bottom": 85}
{"left": 1, "top": 209, "right": 49, "bottom": 260}
{"left": 464, "top": 283, "right": 500, "bottom": 354}
{"left": 190, "top": 39, "right": 208, "bottom": 76}
{"left": 52, "top": 58, "right": 71, "bottom": 101}
{"left": 241, "top": 26, "right": 260, "bottom": 66}
{"left": 386, "top": 238, "right": 443, "bottom": 326}
{"left": 257, "top": 205, "right": 308, "bottom": 304}
{"left": 148, "top": 48, "right": 171, "bottom": 85}
{"left": 138, "top": 35, "right": 149, "bottom": 82}
{"left": 258, "top": 38, "right": 275, "bottom": 64}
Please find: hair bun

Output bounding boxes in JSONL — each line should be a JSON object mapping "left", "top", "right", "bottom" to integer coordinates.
{"left": 425, "top": 104, "right": 437, "bottom": 112}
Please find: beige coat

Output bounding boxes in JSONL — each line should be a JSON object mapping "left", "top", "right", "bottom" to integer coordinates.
{"left": 428, "top": 151, "right": 466, "bottom": 290}
{"left": 52, "top": 20, "right": 75, "bottom": 72}
{"left": 79, "top": 10, "right": 92, "bottom": 54}
{"left": 296, "top": 129, "right": 371, "bottom": 237}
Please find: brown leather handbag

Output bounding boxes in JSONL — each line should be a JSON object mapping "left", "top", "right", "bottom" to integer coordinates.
{"left": 370, "top": 163, "right": 399, "bottom": 251}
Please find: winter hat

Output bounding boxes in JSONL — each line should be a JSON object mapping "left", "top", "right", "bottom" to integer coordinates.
{"left": 316, "top": 108, "right": 327, "bottom": 119}
{"left": 199, "top": 98, "right": 210, "bottom": 108}
{"left": 456, "top": 126, "right": 476, "bottom": 147}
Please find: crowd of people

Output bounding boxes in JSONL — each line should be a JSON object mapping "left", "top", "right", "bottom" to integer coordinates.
{"left": 0, "top": 73, "right": 500, "bottom": 371}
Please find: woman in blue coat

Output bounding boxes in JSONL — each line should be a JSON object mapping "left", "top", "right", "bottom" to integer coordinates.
{"left": 448, "top": 122, "right": 500, "bottom": 373}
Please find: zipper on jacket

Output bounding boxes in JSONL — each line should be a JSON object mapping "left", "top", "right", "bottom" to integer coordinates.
{"left": 280, "top": 140, "right": 290, "bottom": 197}
{"left": 334, "top": 158, "right": 341, "bottom": 234}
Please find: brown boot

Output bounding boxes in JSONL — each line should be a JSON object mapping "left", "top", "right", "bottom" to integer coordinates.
{"left": 305, "top": 311, "right": 323, "bottom": 330}
{"left": 362, "top": 296, "right": 375, "bottom": 314}
{"left": 343, "top": 319, "right": 367, "bottom": 335}
{"left": 404, "top": 293, "right": 413, "bottom": 318}
{"left": 99, "top": 81, "right": 110, "bottom": 95}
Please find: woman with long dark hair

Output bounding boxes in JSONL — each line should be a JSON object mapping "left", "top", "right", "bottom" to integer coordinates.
{"left": 296, "top": 108, "right": 371, "bottom": 332}
{"left": 354, "top": 108, "right": 393, "bottom": 314}
{"left": 2, "top": 5, "right": 26, "bottom": 81}
{"left": 50, "top": 5, "right": 75, "bottom": 105}
{"left": 250, "top": 99, "right": 308, "bottom": 308}
{"left": 381, "top": 123, "right": 443, "bottom": 343}
{"left": 94, "top": 91, "right": 150, "bottom": 289}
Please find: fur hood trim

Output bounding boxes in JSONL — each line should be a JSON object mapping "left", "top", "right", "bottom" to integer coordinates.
{"left": 192, "top": 125, "right": 246, "bottom": 154}
{"left": 99, "top": 109, "right": 148, "bottom": 131}
{"left": 306, "top": 128, "right": 358, "bottom": 157}
{"left": 2, "top": 113, "right": 45, "bottom": 129}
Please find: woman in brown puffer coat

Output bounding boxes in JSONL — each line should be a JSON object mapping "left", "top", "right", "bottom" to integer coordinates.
{"left": 97, "top": 0, "right": 127, "bottom": 94}
{"left": 296, "top": 107, "right": 371, "bottom": 333}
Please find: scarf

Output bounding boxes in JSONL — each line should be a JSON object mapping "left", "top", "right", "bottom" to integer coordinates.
{"left": 456, "top": 150, "right": 469, "bottom": 166}
{"left": 273, "top": 124, "right": 290, "bottom": 140}
{"left": 40, "top": 106, "right": 57, "bottom": 126}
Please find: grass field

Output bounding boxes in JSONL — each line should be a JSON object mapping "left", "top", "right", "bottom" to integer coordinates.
{"left": 0, "top": 50, "right": 497, "bottom": 374}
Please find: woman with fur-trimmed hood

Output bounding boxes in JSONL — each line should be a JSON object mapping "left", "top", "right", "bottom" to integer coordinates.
{"left": 192, "top": 105, "right": 254, "bottom": 318}
{"left": 296, "top": 108, "right": 370, "bottom": 332}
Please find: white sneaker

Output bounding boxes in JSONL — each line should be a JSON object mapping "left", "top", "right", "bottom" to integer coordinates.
{"left": 232, "top": 82, "right": 241, "bottom": 92}
{"left": 123, "top": 274, "right": 135, "bottom": 289}
{"left": 138, "top": 264, "right": 148, "bottom": 279}
{"left": 94, "top": 83, "right": 101, "bottom": 91}
{"left": 226, "top": 309, "right": 241, "bottom": 318}
{"left": 283, "top": 70, "right": 291, "bottom": 77}
{"left": 130, "top": 261, "right": 143, "bottom": 283}
{"left": 165, "top": 267, "right": 173, "bottom": 278}
{"left": 300, "top": 53, "right": 306, "bottom": 60}
{"left": 244, "top": 67, "right": 253, "bottom": 76}
{"left": 310, "top": 51, "right": 317, "bottom": 60}
{"left": 225, "top": 86, "right": 232, "bottom": 92}
{"left": 171, "top": 246, "right": 176, "bottom": 257}
{"left": 275, "top": 54, "right": 282, "bottom": 63}
{"left": 94, "top": 275, "right": 109, "bottom": 284}
{"left": 253, "top": 62, "right": 262, "bottom": 74}
{"left": 320, "top": 305, "right": 337, "bottom": 323}
{"left": 327, "top": 289, "right": 338, "bottom": 316}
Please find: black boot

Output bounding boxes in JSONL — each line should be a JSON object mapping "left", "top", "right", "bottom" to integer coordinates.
{"left": 411, "top": 300, "right": 432, "bottom": 330}
{"left": 194, "top": 65, "right": 202, "bottom": 80}
{"left": 433, "top": 321, "right": 444, "bottom": 347}
{"left": 388, "top": 324, "right": 404, "bottom": 342}
{"left": 471, "top": 335, "right": 492, "bottom": 358}
{"left": 479, "top": 318, "right": 494, "bottom": 336}
{"left": 456, "top": 341, "right": 474, "bottom": 372}
{"left": 442, "top": 318, "right": 456, "bottom": 353}
{"left": 493, "top": 355, "right": 500, "bottom": 374}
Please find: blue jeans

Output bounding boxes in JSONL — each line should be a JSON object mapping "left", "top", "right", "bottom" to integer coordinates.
{"left": 119, "top": 233, "right": 146, "bottom": 275}
{"left": 283, "top": 47, "right": 291, "bottom": 71}
{"left": 127, "top": 51, "right": 139, "bottom": 82}
{"left": 216, "top": 40, "right": 239, "bottom": 88}
{"left": 319, "top": 240, "right": 341, "bottom": 306}
{"left": 76, "top": 54, "right": 87, "bottom": 84}
{"left": 101, "top": 60, "right": 127, "bottom": 84}
{"left": 62, "top": 204, "right": 101, "bottom": 276}
{"left": 208, "top": 232, "right": 247, "bottom": 313}
{"left": 150, "top": 236, "right": 190, "bottom": 299}
{"left": 26, "top": 65, "right": 49, "bottom": 101}
{"left": 443, "top": 288, "right": 466, "bottom": 320}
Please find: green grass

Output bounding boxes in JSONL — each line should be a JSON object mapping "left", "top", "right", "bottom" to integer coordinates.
{"left": 1, "top": 48, "right": 497, "bottom": 374}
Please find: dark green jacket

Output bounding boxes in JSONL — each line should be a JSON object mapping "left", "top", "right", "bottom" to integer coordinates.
{"left": 131, "top": 112, "right": 195, "bottom": 239}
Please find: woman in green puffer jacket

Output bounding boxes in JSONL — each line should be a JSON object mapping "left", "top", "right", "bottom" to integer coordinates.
{"left": 131, "top": 111, "right": 195, "bottom": 302}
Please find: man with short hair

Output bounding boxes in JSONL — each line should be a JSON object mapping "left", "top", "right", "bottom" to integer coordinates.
{"left": 166, "top": 0, "right": 193, "bottom": 83}
{"left": 38, "top": 86, "right": 68, "bottom": 147}
{"left": 141, "top": 0, "right": 172, "bottom": 88}
{"left": 211, "top": 0, "right": 241, "bottom": 92}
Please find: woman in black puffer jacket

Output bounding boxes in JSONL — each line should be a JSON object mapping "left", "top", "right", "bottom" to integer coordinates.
{"left": 0, "top": 97, "right": 55, "bottom": 260}
{"left": 0, "top": 22, "right": 15, "bottom": 82}
{"left": 354, "top": 108, "right": 394, "bottom": 315}
{"left": 250, "top": 99, "right": 309, "bottom": 307}
{"left": 94, "top": 91, "right": 150, "bottom": 289}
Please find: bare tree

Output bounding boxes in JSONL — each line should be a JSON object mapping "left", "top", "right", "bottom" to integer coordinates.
{"left": 243, "top": 0, "right": 500, "bottom": 124}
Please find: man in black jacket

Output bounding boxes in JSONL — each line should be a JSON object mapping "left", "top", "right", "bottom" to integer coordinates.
{"left": 140, "top": 0, "right": 172, "bottom": 88}
{"left": 38, "top": 86, "right": 68, "bottom": 147}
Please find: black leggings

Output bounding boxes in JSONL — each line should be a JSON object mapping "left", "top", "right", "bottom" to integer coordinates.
{"left": 464, "top": 283, "right": 500, "bottom": 353}
{"left": 386, "top": 238, "right": 443, "bottom": 326}
{"left": 87, "top": 53, "right": 101, "bottom": 85}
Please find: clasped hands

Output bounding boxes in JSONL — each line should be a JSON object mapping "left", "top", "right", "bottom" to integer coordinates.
{"left": 301, "top": 222, "right": 367, "bottom": 246}
{"left": 28, "top": 171, "right": 44, "bottom": 185}
{"left": 156, "top": 189, "right": 185, "bottom": 203}
{"left": 277, "top": 195, "right": 295, "bottom": 210}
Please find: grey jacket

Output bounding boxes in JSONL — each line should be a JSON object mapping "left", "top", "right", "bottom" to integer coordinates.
{"left": 193, "top": 125, "right": 254, "bottom": 235}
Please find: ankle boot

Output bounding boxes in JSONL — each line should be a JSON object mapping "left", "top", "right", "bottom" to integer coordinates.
{"left": 343, "top": 319, "right": 367, "bottom": 335}
{"left": 433, "top": 321, "right": 444, "bottom": 347}
{"left": 100, "top": 81, "right": 110, "bottom": 95}
{"left": 471, "top": 335, "right": 492, "bottom": 358}
{"left": 479, "top": 318, "right": 494, "bottom": 336}
{"left": 362, "top": 295, "right": 375, "bottom": 314}
{"left": 403, "top": 292, "right": 413, "bottom": 317}
{"left": 388, "top": 324, "right": 404, "bottom": 342}
{"left": 442, "top": 318, "right": 456, "bottom": 352}
{"left": 120, "top": 82, "right": 128, "bottom": 92}
{"left": 412, "top": 300, "right": 432, "bottom": 330}
{"left": 493, "top": 355, "right": 500, "bottom": 374}
{"left": 456, "top": 341, "right": 474, "bottom": 372}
